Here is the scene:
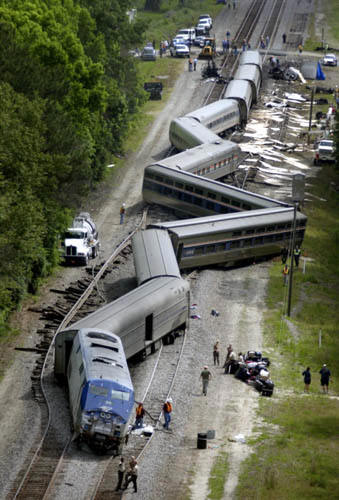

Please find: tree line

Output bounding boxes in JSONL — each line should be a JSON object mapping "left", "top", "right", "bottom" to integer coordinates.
{"left": 0, "top": 0, "right": 147, "bottom": 334}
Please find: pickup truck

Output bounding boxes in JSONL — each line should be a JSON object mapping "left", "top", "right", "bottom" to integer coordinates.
{"left": 314, "top": 139, "right": 335, "bottom": 165}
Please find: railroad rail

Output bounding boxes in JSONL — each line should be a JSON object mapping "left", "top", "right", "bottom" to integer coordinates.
{"left": 91, "top": 327, "right": 187, "bottom": 499}
{"left": 9, "top": 209, "right": 148, "bottom": 500}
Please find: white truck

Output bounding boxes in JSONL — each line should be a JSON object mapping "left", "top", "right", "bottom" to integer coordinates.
{"left": 314, "top": 139, "right": 335, "bottom": 165}
{"left": 62, "top": 212, "right": 100, "bottom": 265}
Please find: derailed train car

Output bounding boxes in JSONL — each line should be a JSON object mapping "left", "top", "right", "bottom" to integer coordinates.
{"left": 149, "top": 208, "right": 307, "bottom": 269}
{"left": 55, "top": 329, "right": 133, "bottom": 454}
{"left": 55, "top": 276, "right": 190, "bottom": 453}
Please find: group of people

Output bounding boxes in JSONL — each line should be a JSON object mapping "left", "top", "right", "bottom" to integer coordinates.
{"left": 303, "top": 364, "right": 331, "bottom": 394}
{"left": 188, "top": 57, "right": 198, "bottom": 72}
{"left": 133, "top": 398, "right": 173, "bottom": 431}
{"left": 116, "top": 455, "right": 139, "bottom": 492}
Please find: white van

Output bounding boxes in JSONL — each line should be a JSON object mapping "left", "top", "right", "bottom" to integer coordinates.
{"left": 177, "top": 28, "right": 196, "bottom": 42}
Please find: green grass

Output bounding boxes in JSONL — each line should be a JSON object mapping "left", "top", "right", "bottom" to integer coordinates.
{"left": 236, "top": 161, "right": 339, "bottom": 498}
{"left": 208, "top": 452, "right": 229, "bottom": 499}
{"left": 304, "top": 0, "right": 339, "bottom": 50}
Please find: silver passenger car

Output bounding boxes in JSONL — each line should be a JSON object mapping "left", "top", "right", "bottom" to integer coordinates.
{"left": 234, "top": 64, "right": 261, "bottom": 103}
{"left": 239, "top": 50, "right": 263, "bottom": 76}
{"left": 150, "top": 208, "right": 307, "bottom": 269}
{"left": 142, "top": 164, "right": 287, "bottom": 218}
{"left": 65, "top": 276, "right": 190, "bottom": 360}
{"left": 224, "top": 79, "right": 252, "bottom": 126}
{"left": 151, "top": 141, "right": 241, "bottom": 181}
{"left": 169, "top": 116, "right": 222, "bottom": 151}
{"left": 132, "top": 229, "right": 180, "bottom": 286}
{"left": 185, "top": 99, "right": 240, "bottom": 136}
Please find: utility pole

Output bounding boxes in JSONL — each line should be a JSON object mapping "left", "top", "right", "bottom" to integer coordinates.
{"left": 287, "top": 174, "right": 305, "bottom": 317}
{"left": 308, "top": 87, "right": 314, "bottom": 144}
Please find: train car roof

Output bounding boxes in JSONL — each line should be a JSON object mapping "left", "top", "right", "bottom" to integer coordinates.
{"left": 69, "top": 276, "right": 189, "bottom": 338}
{"left": 132, "top": 229, "right": 180, "bottom": 286}
{"left": 78, "top": 329, "right": 133, "bottom": 390}
{"left": 152, "top": 208, "right": 307, "bottom": 238}
{"left": 185, "top": 98, "right": 239, "bottom": 122}
{"left": 224, "top": 79, "right": 252, "bottom": 102}
{"left": 145, "top": 163, "right": 289, "bottom": 208}
{"left": 239, "top": 50, "right": 263, "bottom": 70}
{"left": 152, "top": 141, "right": 240, "bottom": 171}
{"left": 171, "top": 116, "right": 222, "bottom": 145}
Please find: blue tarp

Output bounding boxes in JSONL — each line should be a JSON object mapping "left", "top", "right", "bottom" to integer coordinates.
{"left": 316, "top": 62, "right": 326, "bottom": 80}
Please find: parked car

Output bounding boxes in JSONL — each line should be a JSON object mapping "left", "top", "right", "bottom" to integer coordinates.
{"left": 314, "top": 139, "right": 335, "bottom": 164}
{"left": 170, "top": 43, "right": 190, "bottom": 58}
{"left": 322, "top": 53, "right": 337, "bottom": 66}
{"left": 196, "top": 23, "right": 210, "bottom": 35}
{"left": 141, "top": 46, "right": 156, "bottom": 61}
{"left": 172, "top": 35, "right": 187, "bottom": 46}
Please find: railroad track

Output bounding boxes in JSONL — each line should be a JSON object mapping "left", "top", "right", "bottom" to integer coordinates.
{"left": 205, "top": 0, "right": 285, "bottom": 105}
{"left": 8, "top": 209, "right": 148, "bottom": 500}
{"left": 90, "top": 328, "right": 187, "bottom": 498}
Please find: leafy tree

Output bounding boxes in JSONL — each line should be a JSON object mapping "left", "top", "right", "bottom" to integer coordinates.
{"left": 144, "top": 0, "right": 161, "bottom": 11}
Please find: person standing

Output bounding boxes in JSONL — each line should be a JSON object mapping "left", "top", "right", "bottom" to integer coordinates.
{"left": 213, "top": 341, "right": 220, "bottom": 366}
{"left": 294, "top": 246, "right": 301, "bottom": 268}
{"left": 266, "top": 35, "right": 270, "bottom": 48}
{"left": 188, "top": 57, "right": 193, "bottom": 72}
{"left": 115, "top": 457, "right": 125, "bottom": 491}
{"left": 120, "top": 203, "right": 126, "bottom": 224}
{"left": 224, "top": 350, "right": 236, "bottom": 374}
{"left": 302, "top": 367, "right": 311, "bottom": 393}
{"left": 222, "top": 38, "right": 227, "bottom": 54}
{"left": 134, "top": 402, "right": 145, "bottom": 428}
{"left": 298, "top": 44, "right": 303, "bottom": 54}
{"left": 319, "top": 364, "right": 331, "bottom": 393}
{"left": 193, "top": 58, "right": 198, "bottom": 71}
{"left": 282, "top": 264, "right": 289, "bottom": 285}
{"left": 226, "top": 30, "right": 231, "bottom": 40}
{"left": 200, "top": 366, "right": 212, "bottom": 395}
{"left": 281, "top": 247, "right": 288, "bottom": 264}
{"left": 282, "top": 33, "right": 287, "bottom": 44}
{"left": 163, "top": 398, "right": 173, "bottom": 430}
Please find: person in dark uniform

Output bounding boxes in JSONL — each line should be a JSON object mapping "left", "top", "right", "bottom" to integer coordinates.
{"left": 302, "top": 367, "right": 311, "bottom": 393}
{"left": 319, "top": 364, "right": 331, "bottom": 393}
{"left": 213, "top": 341, "right": 220, "bottom": 366}
{"left": 281, "top": 247, "right": 288, "bottom": 264}
{"left": 282, "top": 33, "right": 287, "bottom": 44}
{"left": 294, "top": 246, "right": 301, "bottom": 267}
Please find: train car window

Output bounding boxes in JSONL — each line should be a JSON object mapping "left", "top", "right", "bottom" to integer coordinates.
{"left": 232, "top": 241, "right": 241, "bottom": 249}
{"left": 166, "top": 178, "right": 174, "bottom": 186}
{"left": 93, "top": 356, "right": 121, "bottom": 366}
{"left": 215, "top": 243, "right": 226, "bottom": 252}
{"left": 266, "top": 225, "right": 275, "bottom": 232}
{"left": 232, "top": 200, "right": 241, "bottom": 207}
{"left": 193, "top": 197, "right": 202, "bottom": 206}
{"left": 111, "top": 390, "right": 130, "bottom": 401}
{"left": 277, "top": 224, "right": 286, "bottom": 230}
{"left": 195, "top": 188, "right": 203, "bottom": 195}
{"left": 208, "top": 192, "right": 216, "bottom": 200}
{"left": 183, "top": 193, "right": 192, "bottom": 203}
{"left": 164, "top": 187, "right": 172, "bottom": 195}
{"left": 87, "top": 332, "right": 117, "bottom": 342}
{"left": 79, "top": 363, "right": 84, "bottom": 375}
{"left": 253, "top": 237, "right": 264, "bottom": 245}
{"left": 232, "top": 230, "right": 242, "bottom": 237}
{"left": 242, "top": 239, "right": 251, "bottom": 247}
{"left": 246, "top": 229, "right": 255, "bottom": 235}
{"left": 197, "top": 170, "right": 201, "bottom": 176}
{"left": 175, "top": 182, "right": 183, "bottom": 189}
{"left": 186, "top": 185, "right": 194, "bottom": 192}
{"left": 243, "top": 204, "right": 251, "bottom": 210}
{"left": 194, "top": 246, "right": 205, "bottom": 255}
{"left": 90, "top": 342, "right": 119, "bottom": 353}
{"left": 225, "top": 242, "right": 231, "bottom": 251}
{"left": 265, "top": 235, "right": 274, "bottom": 243}
{"left": 89, "top": 384, "right": 108, "bottom": 397}
{"left": 220, "top": 206, "right": 230, "bottom": 214}
{"left": 155, "top": 175, "right": 163, "bottom": 182}
{"left": 145, "top": 172, "right": 153, "bottom": 179}
{"left": 206, "top": 244, "right": 215, "bottom": 253}
{"left": 275, "top": 234, "right": 284, "bottom": 241}
{"left": 182, "top": 247, "right": 195, "bottom": 257}
{"left": 145, "top": 314, "right": 153, "bottom": 341}
{"left": 206, "top": 201, "right": 215, "bottom": 210}
{"left": 221, "top": 197, "right": 230, "bottom": 204}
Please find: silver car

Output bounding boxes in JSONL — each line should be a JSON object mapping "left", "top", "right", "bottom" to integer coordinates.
{"left": 171, "top": 43, "right": 190, "bottom": 58}
{"left": 322, "top": 54, "right": 337, "bottom": 66}
{"left": 141, "top": 46, "right": 156, "bottom": 61}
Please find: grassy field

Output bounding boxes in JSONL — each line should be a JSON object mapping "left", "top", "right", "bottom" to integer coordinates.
{"left": 235, "top": 2, "right": 339, "bottom": 496}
